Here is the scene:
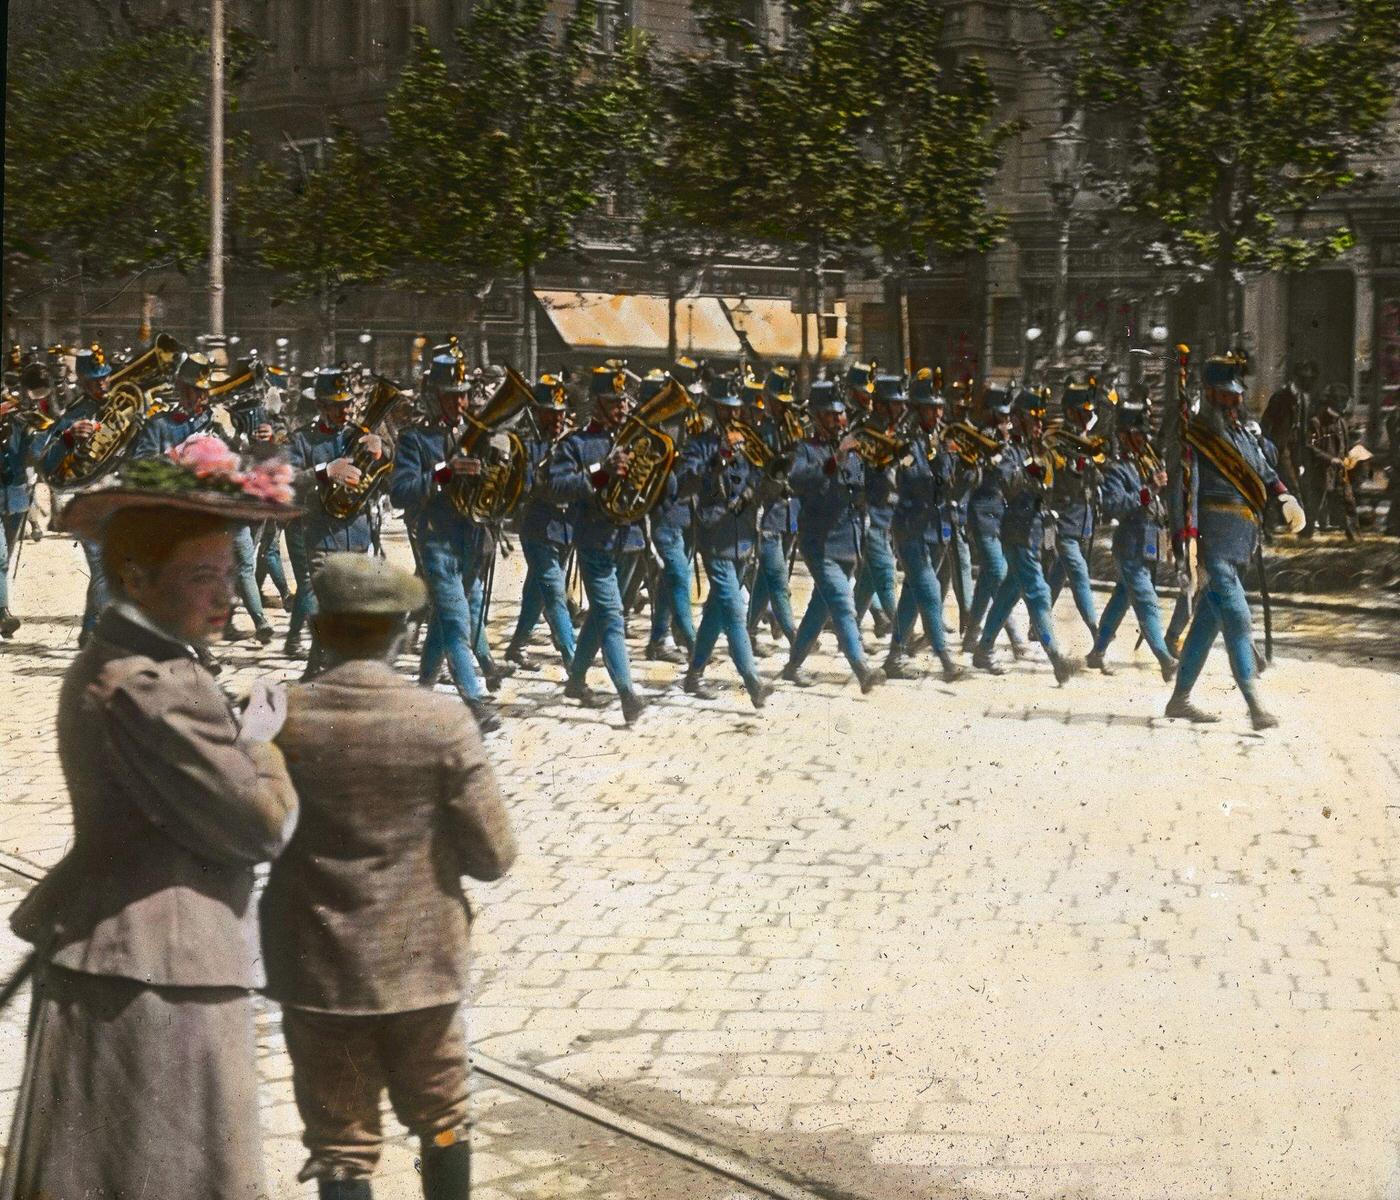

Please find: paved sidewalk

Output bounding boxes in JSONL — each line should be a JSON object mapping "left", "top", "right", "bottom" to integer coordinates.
{"left": 1, "top": 531, "right": 1398, "bottom": 1199}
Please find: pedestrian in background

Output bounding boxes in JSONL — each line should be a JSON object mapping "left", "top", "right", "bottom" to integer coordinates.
{"left": 260, "top": 553, "right": 517, "bottom": 1200}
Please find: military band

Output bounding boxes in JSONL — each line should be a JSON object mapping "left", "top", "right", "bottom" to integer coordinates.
{"left": 0, "top": 330, "right": 1314, "bottom": 733}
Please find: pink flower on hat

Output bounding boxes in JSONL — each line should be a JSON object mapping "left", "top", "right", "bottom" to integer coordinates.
{"left": 241, "top": 459, "right": 295, "bottom": 505}
{"left": 170, "top": 435, "right": 241, "bottom": 480}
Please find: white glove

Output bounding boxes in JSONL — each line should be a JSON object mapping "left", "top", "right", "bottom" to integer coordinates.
{"left": 239, "top": 678, "right": 288, "bottom": 743}
{"left": 1280, "top": 493, "right": 1306, "bottom": 534}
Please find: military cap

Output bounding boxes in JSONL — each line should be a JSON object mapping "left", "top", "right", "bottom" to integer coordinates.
{"left": 20, "top": 362, "right": 53, "bottom": 395}
{"left": 709, "top": 376, "right": 742, "bottom": 407}
{"left": 532, "top": 374, "right": 567, "bottom": 409}
{"left": 590, "top": 364, "right": 629, "bottom": 398}
{"left": 427, "top": 355, "right": 468, "bottom": 392}
{"left": 75, "top": 347, "right": 112, "bottom": 380}
{"left": 1062, "top": 381, "right": 1096, "bottom": 413}
{"left": 908, "top": 368, "right": 945, "bottom": 407}
{"left": 639, "top": 369, "right": 669, "bottom": 404}
{"left": 312, "top": 552, "right": 427, "bottom": 616}
{"left": 845, "top": 362, "right": 877, "bottom": 398}
{"left": 314, "top": 368, "right": 353, "bottom": 402}
{"left": 763, "top": 367, "right": 794, "bottom": 402}
{"left": 1202, "top": 354, "right": 1244, "bottom": 395}
{"left": 983, "top": 384, "right": 1012, "bottom": 417}
{"left": 175, "top": 351, "right": 214, "bottom": 390}
{"left": 1116, "top": 398, "right": 1150, "bottom": 430}
{"left": 741, "top": 376, "right": 767, "bottom": 408}
{"left": 672, "top": 356, "right": 701, "bottom": 390}
{"left": 874, "top": 374, "right": 908, "bottom": 405}
{"left": 1012, "top": 387, "right": 1047, "bottom": 416}
{"left": 807, "top": 379, "right": 844, "bottom": 413}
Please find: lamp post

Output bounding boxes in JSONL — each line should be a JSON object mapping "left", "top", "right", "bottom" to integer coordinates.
{"left": 1045, "top": 119, "right": 1088, "bottom": 371}
{"left": 1023, "top": 325, "right": 1043, "bottom": 383}
{"left": 358, "top": 330, "right": 373, "bottom": 371}
{"left": 730, "top": 294, "right": 754, "bottom": 378}
{"left": 208, "top": 0, "right": 226, "bottom": 362}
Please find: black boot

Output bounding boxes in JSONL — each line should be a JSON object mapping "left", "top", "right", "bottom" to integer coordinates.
{"left": 682, "top": 670, "right": 718, "bottom": 700}
{"left": 318, "top": 1179, "right": 373, "bottom": 1200}
{"left": 420, "top": 1137, "right": 471, "bottom": 1199}
{"left": 0, "top": 609, "right": 19, "bottom": 639}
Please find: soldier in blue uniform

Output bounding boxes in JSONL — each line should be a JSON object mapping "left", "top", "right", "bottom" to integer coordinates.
{"left": 780, "top": 381, "right": 882, "bottom": 693}
{"left": 42, "top": 348, "right": 116, "bottom": 642}
{"left": 288, "top": 370, "right": 383, "bottom": 669}
{"left": 852, "top": 375, "right": 906, "bottom": 643}
{"left": 0, "top": 364, "right": 57, "bottom": 638}
{"left": 504, "top": 375, "right": 577, "bottom": 672}
{"left": 932, "top": 370, "right": 975, "bottom": 635}
{"left": 1165, "top": 355, "right": 1305, "bottom": 729}
{"left": 973, "top": 388, "right": 1083, "bottom": 685}
{"left": 1085, "top": 397, "right": 1177, "bottom": 679}
{"left": 129, "top": 351, "right": 216, "bottom": 458}
{"left": 1045, "top": 381, "right": 1102, "bottom": 641}
{"left": 883, "top": 370, "right": 965, "bottom": 683}
{"left": 960, "top": 386, "right": 1030, "bottom": 657}
{"left": 391, "top": 356, "right": 502, "bottom": 732}
{"left": 640, "top": 369, "right": 696, "bottom": 664}
{"left": 673, "top": 378, "right": 774, "bottom": 709}
{"left": 549, "top": 366, "right": 648, "bottom": 725}
{"left": 745, "top": 374, "right": 799, "bottom": 656}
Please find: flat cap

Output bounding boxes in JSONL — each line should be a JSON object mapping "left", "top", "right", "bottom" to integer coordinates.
{"left": 312, "top": 553, "right": 427, "bottom": 615}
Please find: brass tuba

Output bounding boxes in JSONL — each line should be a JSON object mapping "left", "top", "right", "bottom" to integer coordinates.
{"left": 45, "top": 334, "right": 182, "bottom": 487}
{"left": 600, "top": 378, "right": 698, "bottom": 524}
{"left": 319, "top": 376, "right": 410, "bottom": 521}
{"left": 942, "top": 419, "right": 1002, "bottom": 467}
{"left": 1044, "top": 420, "right": 1108, "bottom": 469}
{"left": 726, "top": 416, "right": 776, "bottom": 470}
{"left": 446, "top": 367, "right": 531, "bottom": 523}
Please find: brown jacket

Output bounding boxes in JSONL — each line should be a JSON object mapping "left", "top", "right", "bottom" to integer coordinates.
{"left": 11, "top": 606, "right": 298, "bottom": 989}
{"left": 260, "top": 659, "right": 516, "bottom": 1014}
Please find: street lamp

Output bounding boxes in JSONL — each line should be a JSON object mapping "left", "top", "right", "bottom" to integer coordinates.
{"left": 1045, "top": 119, "right": 1088, "bottom": 368}
{"left": 275, "top": 336, "right": 290, "bottom": 370}
{"left": 1024, "top": 325, "right": 1043, "bottom": 381}
{"left": 730, "top": 294, "right": 755, "bottom": 376}
{"left": 1150, "top": 323, "right": 1169, "bottom": 344}
{"left": 358, "top": 330, "right": 374, "bottom": 371}
{"left": 1074, "top": 328, "right": 1094, "bottom": 347}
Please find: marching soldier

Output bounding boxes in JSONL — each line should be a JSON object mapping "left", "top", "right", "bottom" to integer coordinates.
{"left": 1045, "top": 381, "right": 1103, "bottom": 641}
{"left": 0, "top": 363, "right": 57, "bottom": 638}
{"left": 884, "top": 370, "right": 965, "bottom": 682}
{"left": 674, "top": 378, "right": 773, "bottom": 708}
{"left": 391, "top": 356, "right": 501, "bottom": 732}
{"left": 549, "top": 366, "right": 648, "bottom": 725}
{"left": 641, "top": 368, "right": 696, "bottom": 664}
{"left": 960, "top": 386, "right": 1030, "bottom": 658}
{"left": 973, "top": 388, "right": 1083, "bottom": 684}
{"left": 1085, "top": 396, "right": 1177, "bottom": 678}
{"left": 504, "top": 375, "right": 577, "bottom": 671}
{"left": 261, "top": 554, "right": 516, "bottom": 1200}
{"left": 853, "top": 375, "right": 906, "bottom": 642}
{"left": 129, "top": 350, "right": 216, "bottom": 457}
{"left": 1165, "top": 355, "right": 1306, "bottom": 728}
{"left": 285, "top": 369, "right": 382, "bottom": 665}
{"left": 40, "top": 347, "right": 115, "bottom": 642}
{"left": 780, "top": 380, "right": 882, "bottom": 692}
{"left": 746, "top": 373, "right": 799, "bottom": 655}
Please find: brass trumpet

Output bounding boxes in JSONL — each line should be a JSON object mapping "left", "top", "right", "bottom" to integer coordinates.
{"left": 941, "top": 420, "right": 1002, "bottom": 467}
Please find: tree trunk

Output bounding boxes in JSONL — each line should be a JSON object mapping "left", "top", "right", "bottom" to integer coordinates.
{"left": 522, "top": 259, "right": 537, "bottom": 380}
{"left": 667, "top": 282, "right": 679, "bottom": 367}
{"left": 797, "top": 262, "right": 811, "bottom": 394}
{"left": 321, "top": 286, "right": 337, "bottom": 365}
{"left": 813, "top": 257, "right": 826, "bottom": 367}
{"left": 896, "top": 271, "right": 912, "bottom": 376}
{"left": 1213, "top": 248, "right": 1234, "bottom": 355}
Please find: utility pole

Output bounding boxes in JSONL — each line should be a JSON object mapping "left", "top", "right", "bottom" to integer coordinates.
{"left": 208, "top": 0, "right": 226, "bottom": 361}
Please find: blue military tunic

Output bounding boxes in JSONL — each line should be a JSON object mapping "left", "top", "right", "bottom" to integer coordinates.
{"left": 786, "top": 439, "right": 865, "bottom": 565}
{"left": 518, "top": 435, "right": 574, "bottom": 548}
{"left": 287, "top": 421, "right": 373, "bottom": 553}
{"left": 892, "top": 437, "right": 953, "bottom": 549}
{"left": 863, "top": 461, "right": 896, "bottom": 533}
{"left": 1174, "top": 410, "right": 1281, "bottom": 565}
{"left": 966, "top": 458, "right": 1007, "bottom": 540}
{"left": 995, "top": 442, "right": 1049, "bottom": 549}
{"left": 2, "top": 418, "right": 53, "bottom": 516}
{"left": 389, "top": 422, "right": 490, "bottom": 563}
{"left": 129, "top": 407, "right": 216, "bottom": 459}
{"left": 547, "top": 423, "right": 645, "bottom": 555}
{"left": 1050, "top": 461, "right": 1097, "bottom": 541}
{"left": 756, "top": 416, "right": 799, "bottom": 536}
{"left": 674, "top": 428, "right": 760, "bottom": 562}
{"left": 1099, "top": 458, "right": 1159, "bottom": 563}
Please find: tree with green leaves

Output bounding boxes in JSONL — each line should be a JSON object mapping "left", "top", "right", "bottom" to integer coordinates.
{"left": 4, "top": 12, "right": 251, "bottom": 318}
{"left": 852, "top": 0, "right": 1015, "bottom": 371}
{"left": 386, "top": 2, "right": 622, "bottom": 376}
{"left": 240, "top": 128, "right": 399, "bottom": 361}
{"left": 1035, "top": 0, "right": 1400, "bottom": 349}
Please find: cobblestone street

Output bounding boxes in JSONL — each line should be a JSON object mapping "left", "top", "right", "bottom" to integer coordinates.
{"left": 1, "top": 530, "right": 1398, "bottom": 1199}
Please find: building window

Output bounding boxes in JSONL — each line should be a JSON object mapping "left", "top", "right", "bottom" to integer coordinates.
{"left": 991, "top": 296, "right": 1024, "bottom": 368}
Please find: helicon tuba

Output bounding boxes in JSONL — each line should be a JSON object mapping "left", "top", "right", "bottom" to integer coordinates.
{"left": 446, "top": 367, "right": 531, "bottom": 523}
{"left": 45, "top": 333, "right": 182, "bottom": 487}
{"left": 600, "top": 378, "right": 698, "bottom": 525}
{"left": 319, "top": 376, "right": 410, "bottom": 521}
{"left": 941, "top": 419, "right": 1002, "bottom": 467}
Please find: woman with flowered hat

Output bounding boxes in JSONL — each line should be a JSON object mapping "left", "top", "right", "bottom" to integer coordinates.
{"left": 1, "top": 439, "right": 300, "bottom": 1200}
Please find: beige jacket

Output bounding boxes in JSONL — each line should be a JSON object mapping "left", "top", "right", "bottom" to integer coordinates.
{"left": 11, "top": 606, "right": 299, "bottom": 989}
{"left": 260, "top": 659, "right": 516, "bottom": 1014}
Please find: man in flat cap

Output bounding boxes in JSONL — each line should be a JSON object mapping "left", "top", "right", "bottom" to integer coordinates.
{"left": 261, "top": 553, "right": 517, "bottom": 1200}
